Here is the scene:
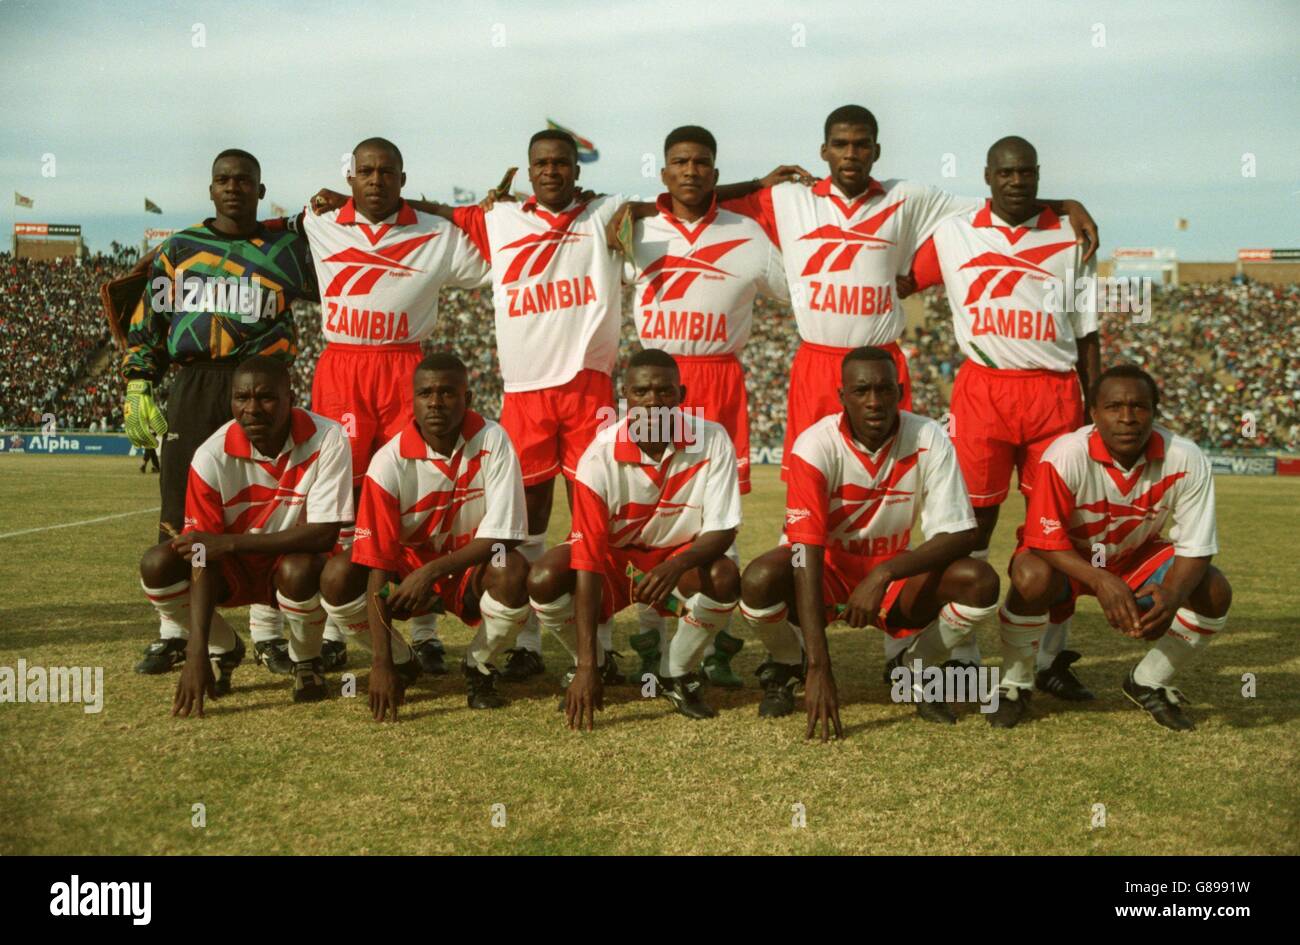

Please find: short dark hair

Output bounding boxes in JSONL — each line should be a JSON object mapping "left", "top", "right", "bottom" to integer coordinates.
{"left": 416, "top": 352, "right": 468, "bottom": 376}
{"left": 353, "top": 137, "right": 403, "bottom": 170}
{"left": 627, "top": 348, "right": 679, "bottom": 374}
{"left": 234, "top": 354, "right": 289, "bottom": 386}
{"left": 986, "top": 135, "right": 1038, "bottom": 166}
{"left": 841, "top": 345, "right": 897, "bottom": 379}
{"left": 213, "top": 149, "right": 260, "bottom": 175}
{"left": 1091, "top": 364, "right": 1160, "bottom": 410}
{"left": 664, "top": 125, "right": 717, "bottom": 159}
{"left": 529, "top": 129, "right": 578, "bottom": 161}
{"left": 824, "top": 105, "right": 879, "bottom": 141}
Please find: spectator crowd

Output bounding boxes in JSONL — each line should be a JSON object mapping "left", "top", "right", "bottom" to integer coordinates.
{"left": 4, "top": 250, "right": 1298, "bottom": 454}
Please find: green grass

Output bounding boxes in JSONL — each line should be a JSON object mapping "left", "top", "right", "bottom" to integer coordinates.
{"left": 1, "top": 457, "right": 1297, "bottom": 855}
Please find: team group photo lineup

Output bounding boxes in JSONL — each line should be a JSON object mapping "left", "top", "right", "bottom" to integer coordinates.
{"left": 2, "top": 0, "right": 1296, "bottom": 867}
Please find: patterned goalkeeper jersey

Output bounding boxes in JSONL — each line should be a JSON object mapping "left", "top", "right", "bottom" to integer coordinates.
{"left": 122, "top": 221, "right": 317, "bottom": 381}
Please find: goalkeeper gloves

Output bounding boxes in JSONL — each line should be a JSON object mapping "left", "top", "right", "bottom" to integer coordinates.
{"left": 124, "top": 379, "right": 167, "bottom": 449}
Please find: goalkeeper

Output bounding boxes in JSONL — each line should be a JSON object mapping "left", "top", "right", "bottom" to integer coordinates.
{"left": 123, "top": 148, "right": 318, "bottom": 676}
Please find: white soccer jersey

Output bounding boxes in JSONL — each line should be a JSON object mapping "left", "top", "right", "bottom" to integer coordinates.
{"left": 301, "top": 199, "right": 488, "bottom": 346}
{"left": 568, "top": 412, "right": 741, "bottom": 572}
{"left": 351, "top": 411, "right": 527, "bottom": 571}
{"left": 453, "top": 194, "right": 628, "bottom": 392}
{"left": 724, "top": 177, "right": 978, "bottom": 348}
{"left": 910, "top": 201, "right": 1097, "bottom": 372}
{"left": 627, "top": 195, "right": 788, "bottom": 356}
{"left": 1023, "top": 424, "right": 1218, "bottom": 568}
{"left": 784, "top": 411, "right": 976, "bottom": 562}
{"left": 185, "top": 409, "right": 354, "bottom": 534}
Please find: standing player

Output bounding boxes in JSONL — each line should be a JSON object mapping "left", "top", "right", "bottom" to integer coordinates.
{"left": 908, "top": 136, "right": 1100, "bottom": 699}
{"left": 736, "top": 348, "right": 1000, "bottom": 735}
{"left": 297, "top": 137, "right": 489, "bottom": 675}
{"left": 999, "top": 366, "right": 1231, "bottom": 731}
{"left": 124, "top": 149, "right": 315, "bottom": 680}
{"left": 718, "top": 105, "right": 1097, "bottom": 470}
{"left": 616, "top": 125, "right": 790, "bottom": 688}
{"left": 319, "top": 354, "right": 531, "bottom": 715}
{"left": 527, "top": 350, "right": 743, "bottom": 727}
{"left": 141, "top": 357, "right": 354, "bottom": 716}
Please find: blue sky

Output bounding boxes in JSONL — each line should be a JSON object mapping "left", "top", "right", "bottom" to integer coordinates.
{"left": 2, "top": 0, "right": 1296, "bottom": 258}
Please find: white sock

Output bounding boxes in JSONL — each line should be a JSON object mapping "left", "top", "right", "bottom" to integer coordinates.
{"left": 276, "top": 591, "right": 327, "bottom": 663}
{"left": 881, "top": 630, "right": 912, "bottom": 661}
{"left": 637, "top": 603, "right": 669, "bottom": 646}
{"left": 514, "top": 533, "right": 547, "bottom": 653}
{"left": 998, "top": 606, "right": 1046, "bottom": 691}
{"left": 532, "top": 593, "right": 577, "bottom": 662}
{"left": 1037, "top": 618, "right": 1070, "bottom": 670}
{"left": 904, "top": 623, "right": 947, "bottom": 668}
{"left": 143, "top": 578, "right": 191, "bottom": 641}
{"left": 409, "top": 612, "right": 442, "bottom": 646}
{"left": 947, "top": 547, "right": 991, "bottom": 662}
{"left": 321, "top": 592, "right": 413, "bottom": 663}
{"left": 247, "top": 603, "right": 284, "bottom": 643}
{"left": 1133, "top": 609, "right": 1225, "bottom": 690}
{"left": 938, "top": 600, "right": 997, "bottom": 654}
{"left": 738, "top": 600, "right": 802, "bottom": 666}
{"left": 597, "top": 621, "right": 613, "bottom": 655}
{"left": 664, "top": 592, "right": 736, "bottom": 677}
{"left": 466, "top": 592, "right": 530, "bottom": 674}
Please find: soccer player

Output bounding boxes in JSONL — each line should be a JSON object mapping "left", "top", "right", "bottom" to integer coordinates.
{"left": 717, "top": 105, "right": 1097, "bottom": 472}
{"left": 908, "top": 135, "right": 1100, "bottom": 700}
{"left": 124, "top": 149, "right": 316, "bottom": 680}
{"left": 1000, "top": 365, "right": 1231, "bottom": 731}
{"left": 140, "top": 357, "right": 354, "bottom": 716}
{"left": 318, "top": 354, "right": 532, "bottom": 716}
{"left": 296, "top": 137, "right": 489, "bottom": 675}
{"left": 527, "top": 349, "right": 743, "bottom": 727}
{"left": 617, "top": 125, "right": 790, "bottom": 689}
{"left": 736, "top": 347, "right": 1000, "bottom": 737}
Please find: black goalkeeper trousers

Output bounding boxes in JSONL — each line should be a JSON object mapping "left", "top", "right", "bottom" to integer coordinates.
{"left": 157, "top": 362, "right": 238, "bottom": 542}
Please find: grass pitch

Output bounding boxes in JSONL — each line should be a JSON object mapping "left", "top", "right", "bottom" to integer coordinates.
{"left": 1, "top": 457, "right": 1297, "bottom": 855}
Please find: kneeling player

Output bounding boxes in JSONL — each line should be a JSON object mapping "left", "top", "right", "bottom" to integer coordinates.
{"left": 1001, "top": 365, "right": 1231, "bottom": 731}
{"left": 528, "top": 349, "right": 743, "bottom": 728}
{"left": 737, "top": 347, "right": 1000, "bottom": 738}
{"left": 319, "top": 354, "right": 531, "bottom": 719}
{"left": 140, "top": 357, "right": 354, "bottom": 717}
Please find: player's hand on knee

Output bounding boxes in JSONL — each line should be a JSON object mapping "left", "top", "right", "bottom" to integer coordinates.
{"left": 387, "top": 567, "right": 437, "bottom": 616}
{"left": 804, "top": 666, "right": 843, "bottom": 742}
{"left": 1134, "top": 583, "right": 1178, "bottom": 640}
{"left": 636, "top": 560, "right": 686, "bottom": 609}
{"left": 844, "top": 574, "right": 889, "bottom": 629}
{"left": 1094, "top": 571, "right": 1143, "bottom": 637}
{"left": 172, "top": 657, "right": 216, "bottom": 718}
{"left": 565, "top": 666, "right": 603, "bottom": 732}
{"left": 368, "top": 661, "right": 403, "bottom": 722}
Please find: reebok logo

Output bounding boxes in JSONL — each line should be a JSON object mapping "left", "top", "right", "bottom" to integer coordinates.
{"left": 797, "top": 199, "right": 904, "bottom": 276}
{"left": 1039, "top": 516, "right": 1062, "bottom": 535}
{"left": 499, "top": 211, "right": 587, "bottom": 284}
{"left": 639, "top": 238, "right": 749, "bottom": 305}
{"left": 321, "top": 232, "right": 437, "bottom": 297}
{"left": 957, "top": 240, "right": 1075, "bottom": 306}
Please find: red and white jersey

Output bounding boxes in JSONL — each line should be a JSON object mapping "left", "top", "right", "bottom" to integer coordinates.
{"left": 784, "top": 411, "right": 976, "bottom": 565}
{"left": 1023, "top": 425, "right": 1218, "bottom": 568}
{"left": 301, "top": 199, "right": 488, "bottom": 346}
{"left": 350, "top": 411, "right": 527, "bottom": 571}
{"left": 453, "top": 195, "right": 627, "bottom": 392}
{"left": 568, "top": 412, "right": 742, "bottom": 572}
{"left": 724, "top": 177, "right": 977, "bottom": 348}
{"left": 910, "top": 201, "right": 1097, "bottom": 372}
{"left": 627, "top": 194, "right": 788, "bottom": 356}
{"left": 185, "top": 408, "right": 353, "bottom": 535}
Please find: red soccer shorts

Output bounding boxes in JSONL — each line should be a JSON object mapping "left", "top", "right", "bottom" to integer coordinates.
{"left": 820, "top": 550, "right": 916, "bottom": 639}
{"left": 950, "top": 361, "right": 1084, "bottom": 508}
{"left": 676, "top": 353, "right": 750, "bottom": 494}
{"left": 570, "top": 542, "right": 691, "bottom": 624}
{"left": 783, "top": 340, "right": 912, "bottom": 477}
{"left": 1014, "top": 539, "right": 1176, "bottom": 624}
{"left": 500, "top": 369, "right": 615, "bottom": 486}
{"left": 388, "top": 547, "right": 482, "bottom": 625}
{"left": 312, "top": 342, "right": 424, "bottom": 487}
{"left": 217, "top": 553, "right": 284, "bottom": 607}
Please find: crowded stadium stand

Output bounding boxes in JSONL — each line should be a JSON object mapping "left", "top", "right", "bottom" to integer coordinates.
{"left": 2, "top": 251, "right": 1297, "bottom": 454}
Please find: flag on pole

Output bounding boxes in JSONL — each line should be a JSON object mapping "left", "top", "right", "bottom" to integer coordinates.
{"left": 145, "top": 198, "right": 162, "bottom": 214}
{"left": 1176, "top": 218, "right": 1189, "bottom": 231}
{"left": 546, "top": 118, "right": 599, "bottom": 163}
{"left": 453, "top": 187, "right": 477, "bottom": 205}
{"left": 14, "top": 192, "right": 33, "bottom": 208}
